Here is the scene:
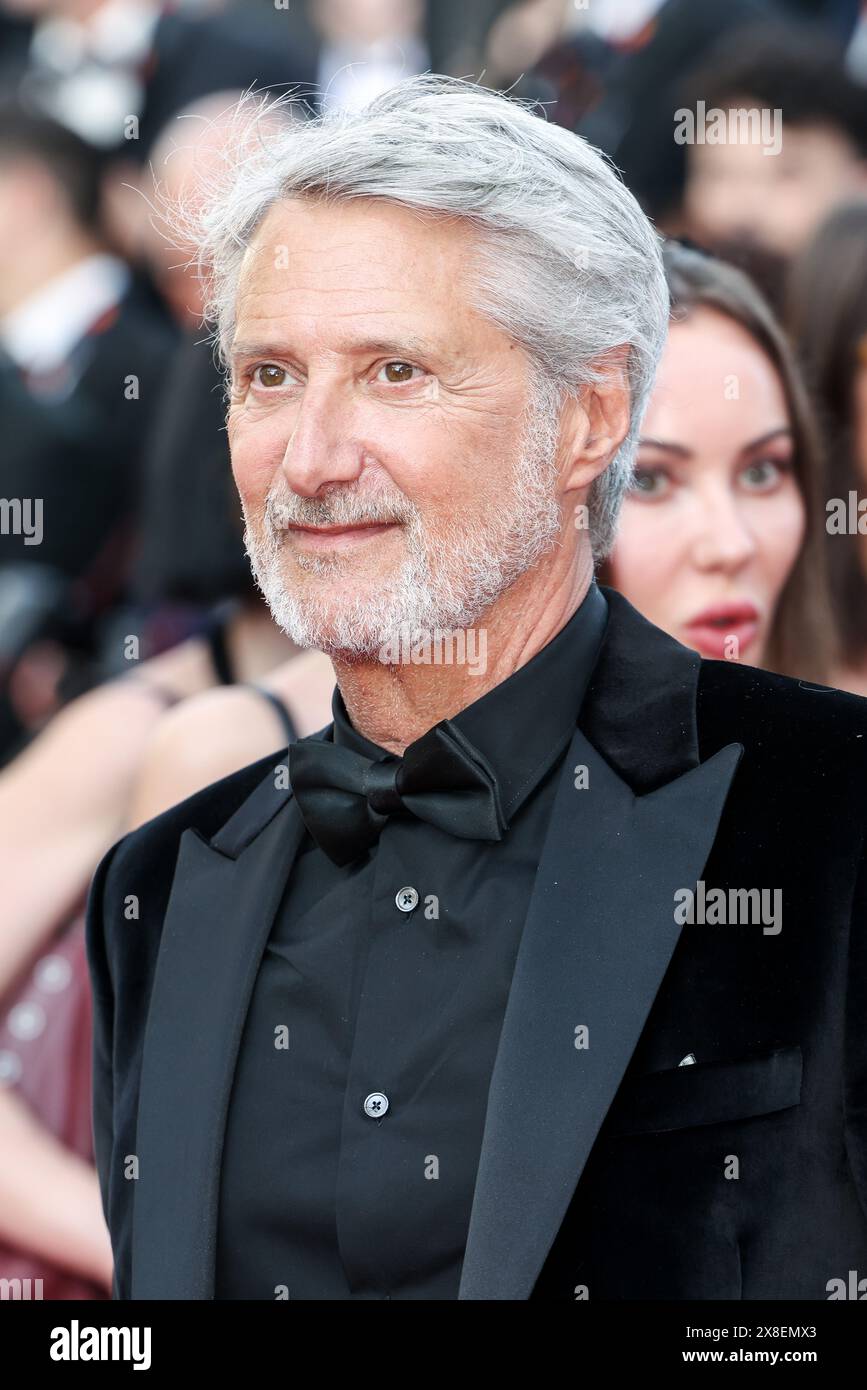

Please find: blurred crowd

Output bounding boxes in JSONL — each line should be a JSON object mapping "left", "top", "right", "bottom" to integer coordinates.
{"left": 2, "top": 0, "right": 867, "bottom": 1298}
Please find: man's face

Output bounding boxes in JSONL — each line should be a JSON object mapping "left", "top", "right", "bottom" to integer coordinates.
{"left": 684, "top": 120, "right": 867, "bottom": 259}
{"left": 227, "top": 196, "right": 565, "bottom": 657}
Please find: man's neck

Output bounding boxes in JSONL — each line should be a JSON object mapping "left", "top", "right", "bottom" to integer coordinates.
{"left": 331, "top": 553, "right": 595, "bottom": 755}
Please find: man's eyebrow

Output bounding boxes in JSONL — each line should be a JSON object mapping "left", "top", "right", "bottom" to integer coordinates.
{"left": 229, "top": 342, "right": 293, "bottom": 371}
{"left": 229, "top": 335, "right": 442, "bottom": 365}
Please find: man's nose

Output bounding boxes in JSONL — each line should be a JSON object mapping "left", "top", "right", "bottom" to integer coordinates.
{"left": 279, "top": 381, "right": 364, "bottom": 497}
{"left": 690, "top": 490, "right": 757, "bottom": 573}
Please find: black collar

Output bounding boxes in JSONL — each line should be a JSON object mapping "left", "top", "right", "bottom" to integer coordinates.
{"left": 210, "top": 583, "right": 704, "bottom": 858}
{"left": 582, "top": 585, "right": 702, "bottom": 794}
{"left": 330, "top": 582, "right": 609, "bottom": 823}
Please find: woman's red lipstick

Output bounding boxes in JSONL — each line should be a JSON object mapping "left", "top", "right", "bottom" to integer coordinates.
{"left": 683, "top": 602, "right": 760, "bottom": 659}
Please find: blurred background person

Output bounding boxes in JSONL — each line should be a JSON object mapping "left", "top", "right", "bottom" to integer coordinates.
{"left": 0, "top": 87, "right": 297, "bottom": 754}
{"left": 0, "top": 100, "right": 175, "bottom": 756}
{"left": 787, "top": 198, "right": 867, "bottom": 694}
{"left": 677, "top": 24, "right": 867, "bottom": 304}
{"left": 105, "top": 87, "right": 266, "bottom": 330}
{"left": 483, "top": 1, "right": 867, "bottom": 307}
{"left": 314, "top": 0, "right": 428, "bottom": 113}
{"left": 0, "top": 103, "right": 174, "bottom": 568}
{"left": 125, "top": 648, "right": 336, "bottom": 828}
{"left": 601, "top": 240, "right": 834, "bottom": 683}
{"left": 483, "top": 0, "right": 772, "bottom": 201}
{"left": 0, "top": 89, "right": 335, "bottom": 1300}
{"left": 0, "top": 89, "right": 308, "bottom": 961}
{"left": 0, "top": 0, "right": 316, "bottom": 157}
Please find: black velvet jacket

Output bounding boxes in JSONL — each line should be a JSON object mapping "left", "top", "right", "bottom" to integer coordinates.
{"left": 85, "top": 587, "right": 867, "bottom": 1300}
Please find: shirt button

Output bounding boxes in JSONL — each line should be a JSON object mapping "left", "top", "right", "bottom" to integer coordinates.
{"left": 395, "top": 886, "right": 419, "bottom": 913}
{"left": 364, "top": 1092, "right": 389, "bottom": 1118}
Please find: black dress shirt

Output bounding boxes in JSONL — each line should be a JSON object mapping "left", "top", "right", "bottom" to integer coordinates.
{"left": 214, "top": 583, "right": 609, "bottom": 1299}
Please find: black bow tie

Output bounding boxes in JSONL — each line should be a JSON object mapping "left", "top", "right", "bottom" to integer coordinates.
{"left": 288, "top": 722, "right": 507, "bottom": 866}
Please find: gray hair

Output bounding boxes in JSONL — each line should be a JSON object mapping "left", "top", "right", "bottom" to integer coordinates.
{"left": 174, "top": 75, "right": 669, "bottom": 558}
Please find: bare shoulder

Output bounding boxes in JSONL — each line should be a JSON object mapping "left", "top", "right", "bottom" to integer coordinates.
{"left": 260, "top": 648, "right": 336, "bottom": 736}
{"left": 126, "top": 652, "right": 334, "bottom": 826}
{"left": 126, "top": 684, "right": 296, "bottom": 829}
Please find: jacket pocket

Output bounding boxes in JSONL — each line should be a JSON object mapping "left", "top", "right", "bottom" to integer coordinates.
{"left": 602, "top": 1044, "right": 803, "bottom": 1137}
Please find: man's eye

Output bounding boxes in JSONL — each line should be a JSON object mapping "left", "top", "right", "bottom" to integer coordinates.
{"left": 377, "top": 361, "right": 421, "bottom": 384}
{"left": 253, "top": 364, "right": 289, "bottom": 388}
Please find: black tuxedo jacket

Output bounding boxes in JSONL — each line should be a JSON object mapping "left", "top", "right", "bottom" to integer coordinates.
{"left": 85, "top": 589, "right": 867, "bottom": 1299}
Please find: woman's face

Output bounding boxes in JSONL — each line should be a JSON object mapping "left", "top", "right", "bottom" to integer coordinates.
{"left": 607, "top": 307, "right": 806, "bottom": 664}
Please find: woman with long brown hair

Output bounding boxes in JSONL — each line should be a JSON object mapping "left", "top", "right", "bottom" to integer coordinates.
{"left": 602, "top": 238, "right": 835, "bottom": 683}
{"left": 787, "top": 199, "right": 867, "bottom": 695}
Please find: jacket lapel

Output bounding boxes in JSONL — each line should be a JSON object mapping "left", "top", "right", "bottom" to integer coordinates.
{"left": 130, "top": 750, "right": 315, "bottom": 1299}
{"left": 130, "top": 590, "right": 743, "bottom": 1302}
{"left": 457, "top": 589, "right": 744, "bottom": 1298}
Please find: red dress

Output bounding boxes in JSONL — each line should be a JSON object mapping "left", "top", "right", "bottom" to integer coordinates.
{"left": 0, "top": 911, "right": 109, "bottom": 1299}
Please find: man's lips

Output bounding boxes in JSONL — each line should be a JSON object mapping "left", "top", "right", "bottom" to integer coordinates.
{"left": 683, "top": 602, "right": 761, "bottom": 659}
{"left": 283, "top": 521, "right": 400, "bottom": 552}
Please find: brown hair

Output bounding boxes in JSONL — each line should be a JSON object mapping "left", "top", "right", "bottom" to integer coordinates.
{"left": 787, "top": 200, "right": 867, "bottom": 663}
{"left": 601, "top": 238, "right": 835, "bottom": 683}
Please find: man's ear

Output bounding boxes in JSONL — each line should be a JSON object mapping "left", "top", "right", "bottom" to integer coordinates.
{"left": 561, "top": 344, "right": 632, "bottom": 495}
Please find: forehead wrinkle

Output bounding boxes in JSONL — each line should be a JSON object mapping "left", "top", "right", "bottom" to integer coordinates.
{"left": 234, "top": 276, "right": 447, "bottom": 337}
{"left": 239, "top": 283, "right": 432, "bottom": 310}
{"left": 245, "top": 221, "right": 455, "bottom": 270}
{"left": 233, "top": 304, "right": 442, "bottom": 347}
{"left": 233, "top": 226, "right": 507, "bottom": 367}
{"left": 231, "top": 296, "right": 490, "bottom": 369}
{"left": 240, "top": 252, "right": 451, "bottom": 291}
{"left": 241, "top": 228, "right": 466, "bottom": 306}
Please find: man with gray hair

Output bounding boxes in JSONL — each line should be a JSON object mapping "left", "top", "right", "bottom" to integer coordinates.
{"left": 87, "top": 76, "right": 867, "bottom": 1301}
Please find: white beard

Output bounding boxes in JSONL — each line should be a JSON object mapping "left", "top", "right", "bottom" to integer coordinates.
{"left": 242, "top": 386, "right": 564, "bottom": 659}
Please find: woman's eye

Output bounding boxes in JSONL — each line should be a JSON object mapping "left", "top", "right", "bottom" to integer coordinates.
{"left": 376, "top": 361, "right": 422, "bottom": 384}
{"left": 628, "top": 467, "right": 670, "bottom": 500}
{"left": 253, "top": 364, "right": 289, "bottom": 388}
{"left": 740, "top": 458, "right": 787, "bottom": 492}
